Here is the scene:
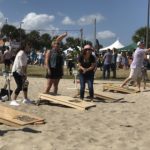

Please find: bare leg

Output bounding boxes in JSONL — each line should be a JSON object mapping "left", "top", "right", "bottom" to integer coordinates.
{"left": 143, "top": 80, "right": 146, "bottom": 89}
{"left": 143, "top": 76, "right": 146, "bottom": 89}
{"left": 23, "top": 91, "right": 28, "bottom": 99}
{"left": 137, "top": 77, "right": 142, "bottom": 91}
{"left": 44, "top": 79, "right": 53, "bottom": 94}
{"left": 53, "top": 79, "right": 60, "bottom": 95}
{"left": 120, "top": 77, "right": 131, "bottom": 87}
{"left": 13, "top": 94, "right": 18, "bottom": 100}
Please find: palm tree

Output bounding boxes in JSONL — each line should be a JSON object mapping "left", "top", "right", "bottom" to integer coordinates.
{"left": 132, "top": 27, "right": 150, "bottom": 47}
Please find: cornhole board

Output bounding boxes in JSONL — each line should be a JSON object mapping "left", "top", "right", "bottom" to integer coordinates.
{"left": 103, "top": 83, "right": 139, "bottom": 94}
{"left": 85, "top": 90, "right": 123, "bottom": 102}
{"left": 38, "top": 93, "right": 96, "bottom": 110}
{"left": 0, "top": 105, "right": 44, "bottom": 127}
{"left": 75, "top": 90, "right": 123, "bottom": 102}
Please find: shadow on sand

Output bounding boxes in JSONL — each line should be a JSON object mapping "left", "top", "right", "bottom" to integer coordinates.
{"left": 0, "top": 127, "right": 41, "bottom": 136}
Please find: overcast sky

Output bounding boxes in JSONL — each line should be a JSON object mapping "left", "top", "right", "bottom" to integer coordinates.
{"left": 0, "top": 0, "right": 148, "bottom": 46}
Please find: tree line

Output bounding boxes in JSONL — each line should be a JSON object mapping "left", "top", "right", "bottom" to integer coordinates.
{"left": 1, "top": 24, "right": 150, "bottom": 50}
{"left": 0, "top": 24, "right": 94, "bottom": 51}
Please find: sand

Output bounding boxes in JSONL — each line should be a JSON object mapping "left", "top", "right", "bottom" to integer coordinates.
{"left": 1, "top": 75, "right": 150, "bottom": 150}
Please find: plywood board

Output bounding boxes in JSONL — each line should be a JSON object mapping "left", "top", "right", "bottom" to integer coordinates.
{"left": 103, "top": 83, "right": 139, "bottom": 94}
{"left": 94, "top": 93, "right": 123, "bottom": 102}
{"left": 38, "top": 93, "right": 96, "bottom": 110}
{"left": 0, "top": 105, "right": 44, "bottom": 126}
{"left": 0, "top": 118, "right": 21, "bottom": 127}
{"left": 84, "top": 90, "right": 123, "bottom": 102}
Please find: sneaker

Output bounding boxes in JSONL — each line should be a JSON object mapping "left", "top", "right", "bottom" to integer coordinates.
{"left": 1, "top": 95, "right": 8, "bottom": 102}
{"left": 10, "top": 100, "right": 20, "bottom": 106}
{"left": 22, "top": 99, "right": 32, "bottom": 104}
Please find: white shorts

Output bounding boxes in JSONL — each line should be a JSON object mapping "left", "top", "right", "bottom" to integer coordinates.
{"left": 129, "top": 68, "right": 142, "bottom": 80}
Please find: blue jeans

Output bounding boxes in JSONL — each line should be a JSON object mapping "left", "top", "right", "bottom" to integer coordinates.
{"left": 103, "top": 64, "right": 111, "bottom": 79}
{"left": 79, "top": 73, "right": 94, "bottom": 99}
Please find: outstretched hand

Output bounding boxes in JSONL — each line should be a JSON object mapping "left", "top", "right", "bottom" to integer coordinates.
{"left": 62, "top": 32, "right": 67, "bottom": 37}
{"left": 56, "top": 32, "right": 68, "bottom": 42}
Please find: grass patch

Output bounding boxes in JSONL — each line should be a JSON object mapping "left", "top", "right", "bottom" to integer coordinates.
{"left": 27, "top": 65, "right": 46, "bottom": 77}
{"left": 0, "top": 63, "right": 142, "bottom": 80}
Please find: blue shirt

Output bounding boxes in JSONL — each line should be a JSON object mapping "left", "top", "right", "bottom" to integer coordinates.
{"left": 103, "top": 52, "right": 112, "bottom": 65}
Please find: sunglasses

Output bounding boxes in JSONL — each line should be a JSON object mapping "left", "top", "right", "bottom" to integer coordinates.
{"left": 84, "top": 48, "right": 92, "bottom": 51}
{"left": 55, "top": 43, "right": 60, "bottom": 45}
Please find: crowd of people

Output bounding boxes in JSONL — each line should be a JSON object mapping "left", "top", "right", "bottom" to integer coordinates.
{"left": 121, "top": 41, "right": 150, "bottom": 91}
{"left": 0, "top": 33, "right": 150, "bottom": 105}
{"left": 0, "top": 32, "right": 68, "bottom": 106}
{"left": 1, "top": 40, "right": 147, "bottom": 81}
{"left": 65, "top": 46, "right": 149, "bottom": 82}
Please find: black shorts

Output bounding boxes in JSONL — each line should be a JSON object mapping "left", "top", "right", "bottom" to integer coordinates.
{"left": 4, "top": 59, "right": 11, "bottom": 66}
{"left": 46, "top": 68, "right": 63, "bottom": 79}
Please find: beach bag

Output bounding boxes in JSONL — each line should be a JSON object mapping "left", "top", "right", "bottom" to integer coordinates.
{"left": 0, "top": 88, "right": 13, "bottom": 97}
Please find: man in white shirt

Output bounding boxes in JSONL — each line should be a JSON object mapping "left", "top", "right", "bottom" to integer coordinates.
{"left": 10, "top": 42, "right": 31, "bottom": 106}
{"left": 120, "top": 41, "right": 150, "bottom": 91}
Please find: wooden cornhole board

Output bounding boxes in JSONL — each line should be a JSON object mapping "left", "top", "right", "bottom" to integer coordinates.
{"left": 84, "top": 90, "right": 123, "bottom": 102}
{"left": 74, "top": 89, "right": 123, "bottom": 102}
{"left": 38, "top": 93, "right": 96, "bottom": 110}
{"left": 103, "top": 83, "right": 139, "bottom": 94}
{"left": 0, "top": 105, "right": 44, "bottom": 127}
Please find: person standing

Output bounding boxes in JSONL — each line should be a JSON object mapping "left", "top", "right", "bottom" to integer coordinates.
{"left": 78, "top": 44, "right": 96, "bottom": 100}
{"left": 10, "top": 42, "right": 31, "bottom": 106}
{"left": 111, "top": 48, "right": 118, "bottom": 78}
{"left": 120, "top": 41, "right": 150, "bottom": 91}
{"left": 102, "top": 49, "right": 112, "bottom": 79}
{"left": 66, "top": 51, "right": 75, "bottom": 75}
{"left": 44, "top": 32, "right": 67, "bottom": 95}
{"left": 3, "top": 46, "right": 12, "bottom": 71}
{"left": 116, "top": 52, "right": 122, "bottom": 69}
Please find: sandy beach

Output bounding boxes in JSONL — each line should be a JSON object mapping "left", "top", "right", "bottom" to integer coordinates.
{"left": 1, "top": 76, "right": 150, "bottom": 150}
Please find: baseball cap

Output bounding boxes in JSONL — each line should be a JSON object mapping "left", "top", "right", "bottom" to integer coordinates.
{"left": 137, "top": 41, "right": 144, "bottom": 46}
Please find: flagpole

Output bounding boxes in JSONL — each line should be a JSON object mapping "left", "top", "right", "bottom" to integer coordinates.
{"left": 94, "top": 18, "right": 96, "bottom": 49}
{"left": 80, "top": 28, "right": 83, "bottom": 49}
{"left": 146, "top": 0, "right": 150, "bottom": 48}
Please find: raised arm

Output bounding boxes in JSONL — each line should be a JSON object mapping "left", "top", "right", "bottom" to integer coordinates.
{"left": 55, "top": 32, "right": 68, "bottom": 43}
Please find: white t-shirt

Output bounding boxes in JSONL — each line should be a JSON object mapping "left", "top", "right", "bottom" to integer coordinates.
{"left": 130, "top": 47, "right": 146, "bottom": 69}
{"left": 116, "top": 53, "right": 121, "bottom": 63}
{"left": 12, "top": 50, "right": 28, "bottom": 75}
{"left": 38, "top": 52, "right": 43, "bottom": 59}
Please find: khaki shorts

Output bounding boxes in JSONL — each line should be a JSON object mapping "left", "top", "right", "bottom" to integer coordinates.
{"left": 129, "top": 68, "right": 142, "bottom": 80}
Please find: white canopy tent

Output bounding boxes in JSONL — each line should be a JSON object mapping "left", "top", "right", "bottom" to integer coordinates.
{"left": 100, "top": 39, "right": 124, "bottom": 51}
{"left": 77, "top": 46, "right": 81, "bottom": 51}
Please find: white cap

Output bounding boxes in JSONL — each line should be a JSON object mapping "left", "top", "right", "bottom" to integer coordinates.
{"left": 137, "top": 41, "right": 144, "bottom": 46}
